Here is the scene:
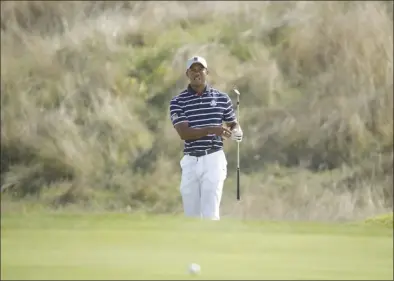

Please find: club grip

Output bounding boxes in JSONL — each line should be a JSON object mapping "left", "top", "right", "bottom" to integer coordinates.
{"left": 236, "top": 167, "right": 240, "bottom": 200}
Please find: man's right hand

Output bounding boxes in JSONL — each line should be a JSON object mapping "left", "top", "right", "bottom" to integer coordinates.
{"left": 208, "top": 126, "right": 232, "bottom": 139}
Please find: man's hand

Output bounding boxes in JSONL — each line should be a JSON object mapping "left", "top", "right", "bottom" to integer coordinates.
{"left": 231, "top": 127, "right": 243, "bottom": 142}
{"left": 209, "top": 126, "right": 232, "bottom": 139}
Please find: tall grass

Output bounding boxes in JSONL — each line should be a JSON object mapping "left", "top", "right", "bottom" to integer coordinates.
{"left": 1, "top": 1, "right": 392, "bottom": 220}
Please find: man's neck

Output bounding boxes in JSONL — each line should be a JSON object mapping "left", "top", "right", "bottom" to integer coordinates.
{"left": 190, "top": 84, "right": 206, "bottom": 95}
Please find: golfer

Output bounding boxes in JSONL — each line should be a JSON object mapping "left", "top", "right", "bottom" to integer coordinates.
{"left": 169, "top": 56, "right": 243, "bottom": 220}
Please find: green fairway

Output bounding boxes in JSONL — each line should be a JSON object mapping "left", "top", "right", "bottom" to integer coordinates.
{"left": 1, "top": 213, "right": 392, "bottom": 280}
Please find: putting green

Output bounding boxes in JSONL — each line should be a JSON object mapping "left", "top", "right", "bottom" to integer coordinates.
{"left": 1, "top": 213, "right": 392, "bottom": 280}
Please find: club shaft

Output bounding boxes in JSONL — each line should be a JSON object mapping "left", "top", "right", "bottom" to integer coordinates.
{"left": 236, "top": 167, "right": 240, "bottom": 200}
{"left": 236, "top": 91, "right": 240, "bottom": 200}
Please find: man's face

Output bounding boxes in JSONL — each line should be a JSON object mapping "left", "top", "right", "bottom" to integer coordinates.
{"left": 186, "top": 63, "right": 208, "bottom": 87}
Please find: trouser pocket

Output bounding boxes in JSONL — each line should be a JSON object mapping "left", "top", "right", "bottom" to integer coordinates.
{"left": 204, "top": 151, "right": 227, "bottom": 183}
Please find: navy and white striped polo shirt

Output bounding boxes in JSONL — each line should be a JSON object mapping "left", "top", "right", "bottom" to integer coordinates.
{"left": 169, "top": 84, "right": 236, "bottom": 154}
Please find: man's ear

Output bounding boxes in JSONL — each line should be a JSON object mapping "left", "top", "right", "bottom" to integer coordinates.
{"left": 205, "top": 68, "right": 209, "bottom": 75}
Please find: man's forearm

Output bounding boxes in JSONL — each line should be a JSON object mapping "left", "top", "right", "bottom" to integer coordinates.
{"left": 179, "top": 127, "right": 211, "bottom": 141}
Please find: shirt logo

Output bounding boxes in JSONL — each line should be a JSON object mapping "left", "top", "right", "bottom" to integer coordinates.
{"left": 210, "top": 99, "right": 217, "bottom": 107}
{"left": 171, "top": 113, "right": 178, "bottom": 122}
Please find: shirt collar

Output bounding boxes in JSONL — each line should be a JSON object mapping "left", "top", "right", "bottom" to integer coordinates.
{"left": 187, "top": 84, "right": 211, "bottom": 96}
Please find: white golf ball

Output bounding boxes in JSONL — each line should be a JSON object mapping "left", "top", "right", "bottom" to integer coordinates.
{"left": 188, "top": 263, "right": 201, "bottom": 275}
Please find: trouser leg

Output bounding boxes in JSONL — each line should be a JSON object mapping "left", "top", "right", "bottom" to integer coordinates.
{"left": 200, "top": 150, "right": 227, "bottom": 220}
{"left": 201, "top": 178, "right": 224, "bottom": 220}
{"left": 179, "top": 155, "right": 201, "bottom": 218}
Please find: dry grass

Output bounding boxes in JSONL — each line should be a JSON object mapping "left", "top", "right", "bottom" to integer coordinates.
{"left": 1, "top": 1, "right": 393, "bottom": 220}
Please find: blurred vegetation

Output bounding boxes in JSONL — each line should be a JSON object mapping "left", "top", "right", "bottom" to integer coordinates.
{"left": 1, "top": 1, "right": 393, "bottom": 220}
{"left": 364, "top": 212, "right": 393, "bottom": 228}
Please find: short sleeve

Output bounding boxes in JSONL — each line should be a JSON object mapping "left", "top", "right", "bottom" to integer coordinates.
{"left": 223, "top": 94, "right": 236, "bottom": 122}
{"left": 169, "top": 97, "right": 187, "bottom": 126}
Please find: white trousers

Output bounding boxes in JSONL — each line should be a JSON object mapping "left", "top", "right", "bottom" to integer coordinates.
{"left": 179, "top": 150, "right": 227, "bottom": 220}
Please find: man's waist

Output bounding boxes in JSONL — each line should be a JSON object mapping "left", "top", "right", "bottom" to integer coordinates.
{"left": 184, "top": 147, "right": 222, "bottom": 157}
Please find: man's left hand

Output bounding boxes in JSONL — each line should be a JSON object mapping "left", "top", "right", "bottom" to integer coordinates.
{"left": 231, "top": 128, "right": 243, "bottom": 142}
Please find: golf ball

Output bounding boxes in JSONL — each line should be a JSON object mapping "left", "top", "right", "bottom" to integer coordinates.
{"left": 188, "top": 263, "right": 201, "bottom": 275}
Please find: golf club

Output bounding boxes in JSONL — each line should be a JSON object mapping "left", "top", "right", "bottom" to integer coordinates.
{"left": 233, "top": 88, "right": 241, "bottom": 201}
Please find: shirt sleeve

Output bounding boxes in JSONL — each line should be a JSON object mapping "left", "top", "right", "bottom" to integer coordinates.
{"left": 169, "top": 97, "right": 188, "bottom": 126}
{"left": 223, "top": 94, "right": 236, "bottom": 122}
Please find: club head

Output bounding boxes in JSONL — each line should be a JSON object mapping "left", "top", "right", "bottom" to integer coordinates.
{"left": 233, "top": 88, "right": 241, "bottom": 96}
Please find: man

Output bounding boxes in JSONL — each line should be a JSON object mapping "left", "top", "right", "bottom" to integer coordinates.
{"left": 169, "top": 56, "right": 243, "bottom": 220}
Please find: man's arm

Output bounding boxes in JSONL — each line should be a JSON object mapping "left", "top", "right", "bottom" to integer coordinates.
{"left": 223, "top": 94, "right": 240, "bottom": 130}
{"left": 174, "top": 122, "right": 232, "bottom": 141}
{"left": 174, "top": 122, "right": 212, "bottom": 141}
{"left": 223, "top": 94, "right": 243, "bottom": 141}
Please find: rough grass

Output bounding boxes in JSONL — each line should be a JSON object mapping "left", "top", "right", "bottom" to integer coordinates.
{"left": 1, "top": 1, "right": 393, "bottom": 220}
{"left": 1, "top": 213, "right": 393, "bottom": 280}
{"left": 364, "top": 212, "right": 394, "bottom": 228}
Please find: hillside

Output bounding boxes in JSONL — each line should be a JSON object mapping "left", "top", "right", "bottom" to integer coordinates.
{"left": 1, "top": 1, "right": 393, "bottom": 220}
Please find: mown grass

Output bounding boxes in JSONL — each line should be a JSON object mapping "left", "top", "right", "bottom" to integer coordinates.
{"left": 1, "top": 1, "right": 393, "bottom": 220}
{"left": 1, "top": 213, "right": 393, "bottom": 280}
